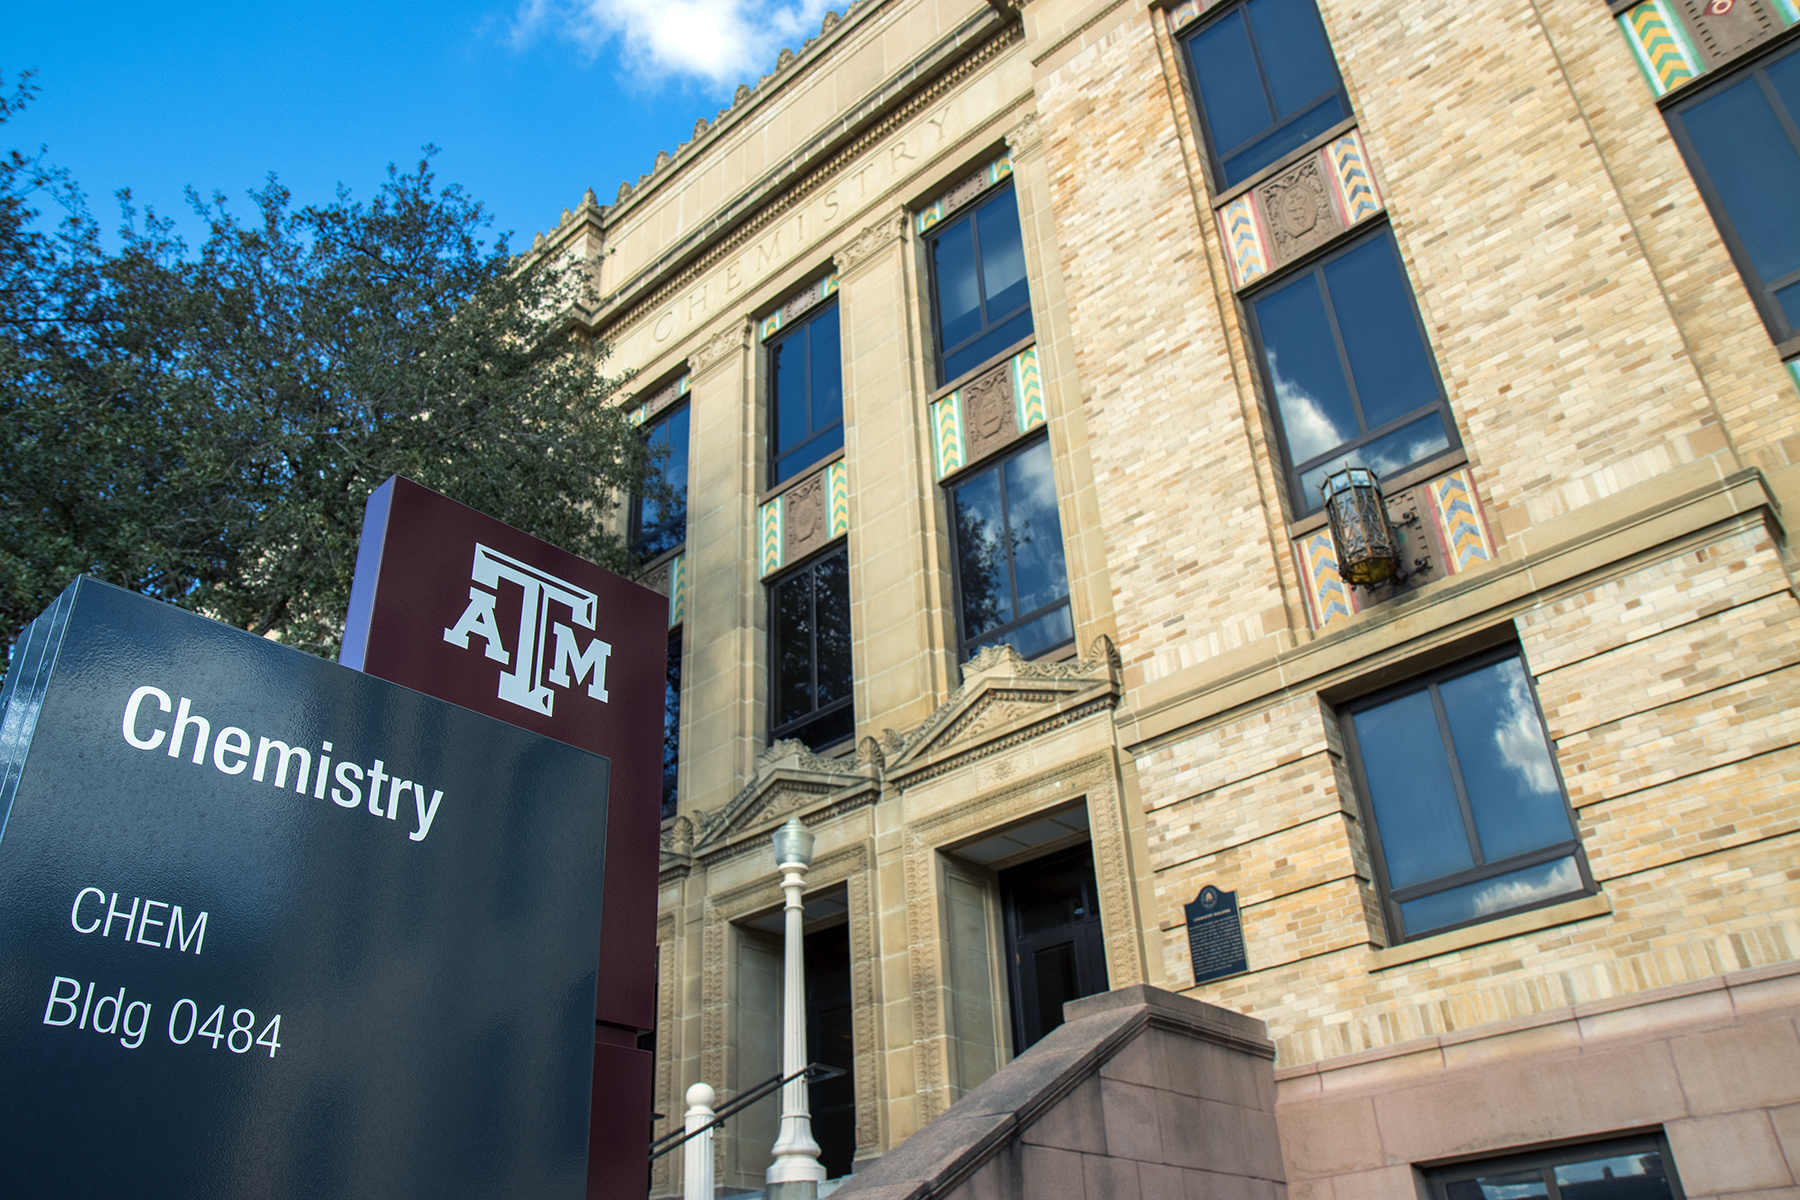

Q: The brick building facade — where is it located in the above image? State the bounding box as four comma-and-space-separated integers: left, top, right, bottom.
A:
531, 0, 1800, 1193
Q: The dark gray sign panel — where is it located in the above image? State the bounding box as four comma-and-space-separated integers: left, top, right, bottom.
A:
1185, 885, 1249, 985
0, 579, 609, 1199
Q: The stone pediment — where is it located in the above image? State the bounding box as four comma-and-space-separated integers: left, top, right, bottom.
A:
882, 636, 1120, 787
666, 738, 880, 863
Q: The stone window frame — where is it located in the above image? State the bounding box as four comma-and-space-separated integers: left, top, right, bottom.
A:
1424, 1132, 1687, 1200
661, 627, 683, 821
923, 180, 1036, 389
1175, 0, 1355, 193
1336, 641, 1597, 946
941, 432, 1076, 665
766, 541, 856, 753
1662, 33, 1800, 354
1239, 221, 1463, 519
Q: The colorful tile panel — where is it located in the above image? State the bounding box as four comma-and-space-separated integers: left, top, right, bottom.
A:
1327, 130, 1383, 226
933, 391, 966, 479
1620, 0, 1699, 96
1013, 346, 1045, 431
669, 552, 687, 628
760, 498, 784, 576
760, 273, 839, 342
1167, 0, 1202, 31
916, 153, 1016, 234
1218, 196, 1268, 289
1428, 469, 1494, 573
628, 372, 690, 426
827, 461, 849, 539
1297, 532, 1353, 630
1788, 360, 1800, 398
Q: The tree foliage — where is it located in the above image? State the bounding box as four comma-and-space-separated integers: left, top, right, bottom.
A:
1, 73, 646, 656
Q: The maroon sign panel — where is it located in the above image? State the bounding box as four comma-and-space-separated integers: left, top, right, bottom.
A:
340, 476, 662, 1200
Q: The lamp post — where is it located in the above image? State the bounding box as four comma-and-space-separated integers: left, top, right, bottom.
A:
766, 817, 825, 1199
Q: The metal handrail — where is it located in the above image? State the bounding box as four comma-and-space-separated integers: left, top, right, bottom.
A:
648, 1063, 846, 1161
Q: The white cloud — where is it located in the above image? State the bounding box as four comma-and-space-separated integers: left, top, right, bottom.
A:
1472, 856, 1580, 916
514, 0, 839, 88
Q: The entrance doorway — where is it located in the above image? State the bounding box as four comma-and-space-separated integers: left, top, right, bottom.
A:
999, 844, 1108, 1051
803, 922, 855, 1179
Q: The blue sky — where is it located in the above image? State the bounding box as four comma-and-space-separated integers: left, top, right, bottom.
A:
5, 0, 836, 252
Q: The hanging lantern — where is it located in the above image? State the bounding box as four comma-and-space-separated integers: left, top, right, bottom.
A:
1321, 467, 1402, 586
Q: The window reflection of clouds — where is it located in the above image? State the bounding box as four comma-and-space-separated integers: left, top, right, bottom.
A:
1268, 348, 1353, 464
1492, 662, 1558, 795
1472, 857, 1580, 917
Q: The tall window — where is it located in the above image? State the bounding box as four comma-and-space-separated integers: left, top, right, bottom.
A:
1427, 1135, 1684, 1200
1340, 645, 1594, 943
928, 186, 1034, 385
947, 437, 1073, 662
1181, 0, 1352, 188
769, 305, 844, 486
1666, 40, 1800, 344
1244, 227, 1457, 515
769, 545, 854, 752
662, 630, 681, 820
631, 403, 690, 560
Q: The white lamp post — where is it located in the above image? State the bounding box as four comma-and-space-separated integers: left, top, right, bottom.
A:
766, 816, 825, 1198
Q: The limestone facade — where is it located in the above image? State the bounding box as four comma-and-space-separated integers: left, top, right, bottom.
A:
532, 0, 1800, 1194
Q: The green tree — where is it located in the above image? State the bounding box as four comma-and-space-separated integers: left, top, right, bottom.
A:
1, 74, 647, 656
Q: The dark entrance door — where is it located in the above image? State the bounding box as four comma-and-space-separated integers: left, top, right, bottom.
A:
804, 922, 856, 1179
1000, 844, 1109, 1052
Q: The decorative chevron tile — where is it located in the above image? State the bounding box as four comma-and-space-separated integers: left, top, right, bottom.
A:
1620, 1, 1698, 97
1013, 346, 1045, 432
1778, 0, 1800, 24
1297, 532, 1353, 629
827, 461, 849, 539
916, 201, 944, 235
669, 552, 687, 629
760, 499, 784, 577
933, 392, 966, 480
629, 405, 647, 427
1168, 0, 1202, 31
1430, 469, 1495, 573
760, 311, 784, 341
820, 272, 839, 300
1218, 197, 1268, 289
1327, 130, 1383, 226
988, 154, 1014, 185
1788, 361, 1800, 398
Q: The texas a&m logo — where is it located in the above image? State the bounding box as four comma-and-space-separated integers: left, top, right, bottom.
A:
441, 543, 613, 717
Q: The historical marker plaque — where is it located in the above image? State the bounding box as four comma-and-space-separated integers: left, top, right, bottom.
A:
0, 578, 609, 1199
1185, 885, 1249, 984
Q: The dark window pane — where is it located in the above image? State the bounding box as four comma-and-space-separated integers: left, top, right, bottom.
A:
933, 218, 983, 353
978, 197, 1031, 323
1324, 236, 1440, 430
1295, 411, 1451, 503
952, 466, 1013, 639
772, 331, 810, 458
1779, 280, 1800, 331
1456, 1170, 1548, 1200
1351, 689, 1475, 889
967, 602, 1075, 662
1438, 657, 1573, 862
1555, 1152, 1673, 1200
809, 306, 844, 433
662, 633, 682, 820
1221, 97, 1350, 185
1681, 75, 1800, 289
1003, 440, 1069, 615
1254, 0, 1342, 117
943, 310, 1034, 383
792, 703, 855, 752
772, 569, 815, 725
1399, 855, 1583, 936
813, 550, 853, 707
635, 405, 690, 559
1189, 11, 1275, 160
1254, 272, 1359, 465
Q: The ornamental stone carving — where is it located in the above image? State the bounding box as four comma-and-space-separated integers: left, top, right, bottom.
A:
784, 471, 830, 559
837, 209, 908, 274
1004, 110, 1041, 156
962, 359, 1018, 464
690, 321, 748, 375
1259, 157, 1339, 266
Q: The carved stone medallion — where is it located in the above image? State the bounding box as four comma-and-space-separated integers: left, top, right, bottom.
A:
961, 361, 1018, 464
784, 471, 829, 559
1258, 157, 1340, 266
1676, 0, 1776, 67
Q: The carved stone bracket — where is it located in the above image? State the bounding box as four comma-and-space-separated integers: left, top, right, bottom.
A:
1004, 110, 1042, 158
836, 208, 909, 275
689, 320, 751, 377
